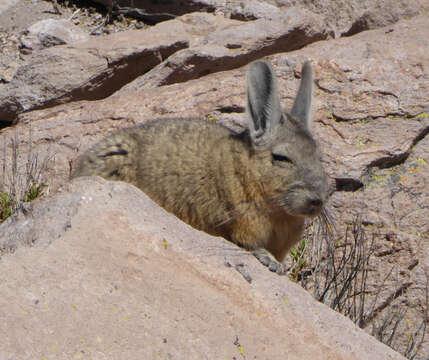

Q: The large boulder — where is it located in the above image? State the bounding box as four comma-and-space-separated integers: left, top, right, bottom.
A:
0, 177, 405, 359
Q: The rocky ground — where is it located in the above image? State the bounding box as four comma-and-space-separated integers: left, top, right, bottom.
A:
0, 0, 151, 87
1, 0, 429, 359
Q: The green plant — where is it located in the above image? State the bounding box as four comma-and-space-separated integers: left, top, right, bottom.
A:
288, 237, 308, 282
0, 192, 13, 223
22, 183, 45, 203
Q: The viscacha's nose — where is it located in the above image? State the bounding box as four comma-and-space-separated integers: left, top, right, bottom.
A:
306, 196, 323, 215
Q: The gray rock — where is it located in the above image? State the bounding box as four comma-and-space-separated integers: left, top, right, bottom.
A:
0, 23, 189, 123
20, 19, 90, 53
228, 1, 284, 20
0, 0, 18, 16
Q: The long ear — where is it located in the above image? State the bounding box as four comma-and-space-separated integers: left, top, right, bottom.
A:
246, 60, 282, 148
291, 61, 313, 129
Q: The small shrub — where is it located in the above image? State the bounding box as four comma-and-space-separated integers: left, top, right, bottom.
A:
291, 213, 428, 359
0, 127, 53, 224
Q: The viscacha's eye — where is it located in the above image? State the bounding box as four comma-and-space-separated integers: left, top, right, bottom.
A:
272, 153, 293, 163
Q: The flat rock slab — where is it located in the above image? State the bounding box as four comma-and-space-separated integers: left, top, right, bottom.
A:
0, 177, 405, 359
122, 7, 332, 90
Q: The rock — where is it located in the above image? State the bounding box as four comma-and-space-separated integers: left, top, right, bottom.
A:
122, 7, 332, 90
0, 2, 23, 85
98, 0, 429, 37
0, 60, 20, 84
0, 177, 406, 359
288, 0, 429, 37
20, 19, 90, 53
0, 0, 18, 15
0, 22, 189, 123
240, 0, 429, 37
0, 0, 60, 33
4, 0, 426, 123
0, 11, 330, 124
228, 1, 284, 20
0, 13, 238, 123
270, 17, 429, 182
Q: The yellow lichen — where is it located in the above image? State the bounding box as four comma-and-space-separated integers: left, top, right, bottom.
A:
415, 158, 427, 166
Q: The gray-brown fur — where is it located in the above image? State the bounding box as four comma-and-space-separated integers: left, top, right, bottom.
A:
73, 60, 328, 275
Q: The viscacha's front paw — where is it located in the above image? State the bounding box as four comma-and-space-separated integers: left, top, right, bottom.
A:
252, 248, 285, 275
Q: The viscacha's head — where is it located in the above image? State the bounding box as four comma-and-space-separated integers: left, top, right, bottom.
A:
246, 60, 328, 218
